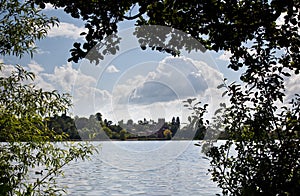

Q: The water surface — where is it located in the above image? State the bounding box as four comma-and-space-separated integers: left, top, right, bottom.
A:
59, 141, 220, 195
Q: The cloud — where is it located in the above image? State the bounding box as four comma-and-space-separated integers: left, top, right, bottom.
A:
0, 64, 16, 78
218, 51, 232, 61
47, 22, 86, 40
43, 62, 95, 92
42, 3, 60, 10
128, 81, 178, 104
43, 3, 66, 10
112, 74, 147, 105
72, 85, 112, 117
106, 65, 120, 73
284, 73, 300, 101
276, 12, 286, 27
111, 56, 224, 106
108, 56, 225, 124
28, 61, 45, 73
35, 48, 50, 55
1, 61, 45, 78
2, 59, 171, 120
41, 62, 112, 117
0, 61, 55, 91
110, 99, 189, 124
24, 61, 112, 117
26, 61, 54, 90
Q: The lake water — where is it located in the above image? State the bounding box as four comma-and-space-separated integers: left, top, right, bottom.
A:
58, 141, 221, 195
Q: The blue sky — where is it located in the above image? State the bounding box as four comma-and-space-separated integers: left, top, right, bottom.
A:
2, 4, 298, 124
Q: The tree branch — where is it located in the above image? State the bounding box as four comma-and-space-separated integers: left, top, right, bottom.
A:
122, 11, 144, 20
122, 4, 146, 20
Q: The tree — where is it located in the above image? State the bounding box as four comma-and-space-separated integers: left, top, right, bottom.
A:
171, 117, 176, 125
170, 117, 179, 137
95, 112, 103, 125
127, 119, 133, 126
0, 1, 96, 195
119, 129, 127, 141
30, 0, 300, 194
163, 129, 172, 140
176, 117, 180, 126
103, 126, 113, 139
0, 65, 96, 195
47, 114, 81, 140
0, 0, 58, 57
32, 0, 299, 70
74, 116, 89, 130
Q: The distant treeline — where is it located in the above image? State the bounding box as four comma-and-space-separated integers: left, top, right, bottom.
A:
44, 113, 230, 141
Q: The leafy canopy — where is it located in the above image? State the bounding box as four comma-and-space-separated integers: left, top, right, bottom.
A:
0, 0, 58, 57
0, 1, 96, 195
0, 63, 97, 195
33, 0, 299, 78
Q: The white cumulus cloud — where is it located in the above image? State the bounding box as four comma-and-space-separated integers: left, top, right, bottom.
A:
28, 61, 45, 73
284, 73, 300, 101
27, 61, 54, 91
108, 56, 225, 123
24, 61, 113, 117
0, 64, 17, 78
47, 22, 86, 40
106, 65, 120, 73
218, 51, 233, 62
43, 62, 95, 93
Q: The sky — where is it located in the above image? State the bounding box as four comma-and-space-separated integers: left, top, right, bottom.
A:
1, 4, 299, 125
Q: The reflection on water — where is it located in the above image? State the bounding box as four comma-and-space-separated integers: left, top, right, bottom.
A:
58, 141, 220, 195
